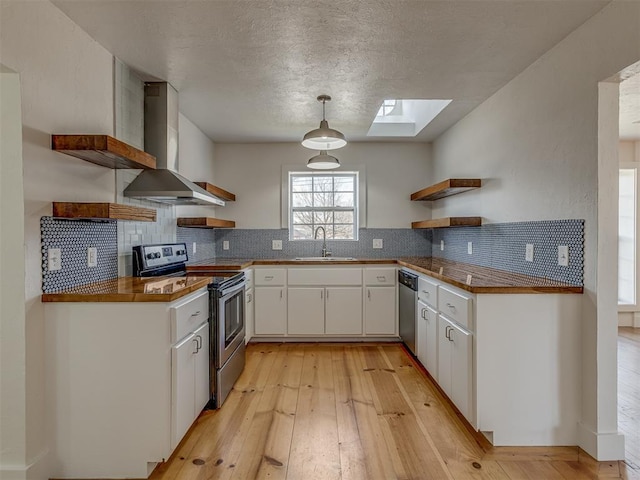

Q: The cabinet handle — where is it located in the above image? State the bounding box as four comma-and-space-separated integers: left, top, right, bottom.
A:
280, 289, 283, 299
196, 334, 202, 350
326, 290, 329, 299
377, 275, 386, 281
265, 275, 274, 281
192, 337, 199, 354
191, 310, 201, 317
446, 303, 456, 311
422, 290, 429, 296
321, 290, 323, 300
367, 289, 371, 300
421, 308, 427, 320
449, 328, 455, 342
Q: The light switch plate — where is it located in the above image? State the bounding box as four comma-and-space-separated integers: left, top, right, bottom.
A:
272, 240, 283, 250
558, 246, 569, 266
192, 242, 197, 254
87, 247, 97, 267
525, 244, 534, 262
373, 239, 383, 249
440, 240, 444, 251
223, 240, 230, 250
48, 248, 61, 271
467, 242, 473, 254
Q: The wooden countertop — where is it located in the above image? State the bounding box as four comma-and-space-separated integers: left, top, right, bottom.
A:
42, 257, 582, 302
41, 275, 212, 302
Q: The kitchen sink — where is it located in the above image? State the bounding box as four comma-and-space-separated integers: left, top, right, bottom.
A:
293, 257, 357, 261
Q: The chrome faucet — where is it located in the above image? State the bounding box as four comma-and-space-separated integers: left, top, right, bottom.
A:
314, 226, 331, 257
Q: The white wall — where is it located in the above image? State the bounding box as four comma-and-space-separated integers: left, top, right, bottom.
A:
214, 142, 432, 229
0, 1, 115, 477
431, 1, 640, 460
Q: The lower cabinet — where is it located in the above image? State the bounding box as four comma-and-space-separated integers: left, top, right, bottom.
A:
364, 286, 396, 335
288, 287, 325, 335
437, 315, 472, 420
171, 321, 210, 450
254, 286, 287, 335
288, 287, 363, 335
325, 287, 363, 335
417, 299, 438, 379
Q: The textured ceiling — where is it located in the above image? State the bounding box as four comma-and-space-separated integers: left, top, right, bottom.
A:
52, 0, 612, 143
620, 72, 640, 141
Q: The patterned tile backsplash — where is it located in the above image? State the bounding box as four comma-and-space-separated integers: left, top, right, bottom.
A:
431, 219, 584, 286
177, 227, 216, 262
41, 217, 118, 293
212, 228, 433, 259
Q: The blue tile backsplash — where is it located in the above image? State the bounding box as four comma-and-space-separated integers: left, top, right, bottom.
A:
212, 228, 433, 259
41, 217, 118, 293
177, 226, 216, 262
431, 219, 584, 286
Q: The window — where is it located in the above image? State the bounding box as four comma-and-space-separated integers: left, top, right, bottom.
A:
619, 167, 637, 305
289, 172, 358, 240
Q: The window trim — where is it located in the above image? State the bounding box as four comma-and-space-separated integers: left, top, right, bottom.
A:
281, 164, 367, 233
619, 162, 640, 311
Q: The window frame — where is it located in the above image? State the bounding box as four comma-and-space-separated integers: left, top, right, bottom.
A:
619, 162, 640, 310
288, 171, 359, 241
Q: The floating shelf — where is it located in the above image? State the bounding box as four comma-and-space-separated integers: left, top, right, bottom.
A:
51, 135, 156, 170
177, 217, 236, 229
194, 182, 236, 202
411, 178, 481, 201
411, 217, 482, 229
52, 202, 156, 222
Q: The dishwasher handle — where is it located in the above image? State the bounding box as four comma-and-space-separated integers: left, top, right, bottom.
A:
398, 271, 418, 291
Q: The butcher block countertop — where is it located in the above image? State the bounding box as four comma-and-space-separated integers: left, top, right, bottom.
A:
41, 275, 212, 302
42, 256, 582, 302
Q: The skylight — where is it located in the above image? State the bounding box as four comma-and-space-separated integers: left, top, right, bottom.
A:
367, 99, 452, 137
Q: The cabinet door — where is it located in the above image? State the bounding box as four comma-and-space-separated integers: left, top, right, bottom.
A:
193, 322, 210, 414
364, 287, 396, 335
325, 287, 362, 335
288, 287, 325, 335
417, 299, 428, 365
449, 321, 473, 420
437, 316, 452, 398
171, 333, 197, 450
254, 287, 287, 335
245, 288, 254, 342
424, 306, 439, 380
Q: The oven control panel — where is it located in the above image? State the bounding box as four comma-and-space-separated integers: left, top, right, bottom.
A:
133, 243, 188, 272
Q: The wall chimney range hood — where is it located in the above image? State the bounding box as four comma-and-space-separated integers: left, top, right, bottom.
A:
124, 82, 225, 206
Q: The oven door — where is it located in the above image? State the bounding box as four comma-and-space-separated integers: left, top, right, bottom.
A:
216, 281, 245, 368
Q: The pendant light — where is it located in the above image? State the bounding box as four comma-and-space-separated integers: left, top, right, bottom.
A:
302, 95, 347, 150
307, 151, 340, 170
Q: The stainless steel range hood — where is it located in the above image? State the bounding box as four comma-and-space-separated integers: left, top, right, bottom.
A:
123, 82, 225, 206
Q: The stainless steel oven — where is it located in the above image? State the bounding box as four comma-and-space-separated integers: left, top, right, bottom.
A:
210, 274, 246, 407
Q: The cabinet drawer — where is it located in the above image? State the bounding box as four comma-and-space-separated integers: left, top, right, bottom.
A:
438, 286, 472, 330
288, 268, 362, 286
418, 276, 438, 307
254, 268, 286, 286
171, 289, 209, 343
364, 267, 396, 286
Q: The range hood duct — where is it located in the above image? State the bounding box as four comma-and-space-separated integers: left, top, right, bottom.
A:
123, 82, 225, 206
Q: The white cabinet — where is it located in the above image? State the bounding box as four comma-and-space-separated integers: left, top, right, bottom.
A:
254, 287, 287, 335
171, 321, 209, 450
245, 287, 254, 342
438, 315, 472, 421
288, 287, 325, 335
325, 287, 363, 335
364, 286, 396, 335
417, 299, 438, 379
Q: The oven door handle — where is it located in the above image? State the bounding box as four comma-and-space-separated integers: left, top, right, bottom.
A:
218, 281, 246, 298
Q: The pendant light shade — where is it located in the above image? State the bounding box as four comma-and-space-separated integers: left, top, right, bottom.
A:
307, 151, 340, 170
302, 95, 347, 150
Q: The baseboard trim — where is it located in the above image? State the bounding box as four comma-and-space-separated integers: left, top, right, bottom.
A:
577, 422, 625, 460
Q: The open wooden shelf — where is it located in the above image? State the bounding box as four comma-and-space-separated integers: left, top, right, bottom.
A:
52, 202, 156, 222
177, 217, 236, 229
411, 178, 481, 201
411, 217, 482, 229
52, 135, 156, 170
194, 182, 236, 202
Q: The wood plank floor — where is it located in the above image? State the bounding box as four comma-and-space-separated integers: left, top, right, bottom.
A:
619, 327, 640, 476
150, 342, 640, 480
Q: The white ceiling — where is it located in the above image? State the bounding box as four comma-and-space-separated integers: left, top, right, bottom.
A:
52, 0, 612, 144
620, 72, 640, 141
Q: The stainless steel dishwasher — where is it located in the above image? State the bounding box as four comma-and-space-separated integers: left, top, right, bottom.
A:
398, 270, 418, 355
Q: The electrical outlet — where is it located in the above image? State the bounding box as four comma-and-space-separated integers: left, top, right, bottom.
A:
272, 240, 283, 250
192, 242, 197, 254
467, 242, 473, 254
558, 246, 569, 266
87, 247, 97, 267
223, 240, 230, 250
48, 248, 62, 271
440, 240, 444, 251
525, 244, 534, 262
373, 239, 383, 249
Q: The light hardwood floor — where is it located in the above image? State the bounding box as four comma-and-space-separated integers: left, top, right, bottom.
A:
619, 327, 640, 475
151, 342, 640, 480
